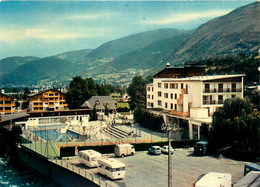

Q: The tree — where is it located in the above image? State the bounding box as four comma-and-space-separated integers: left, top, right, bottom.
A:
66, 76, 88, 109
212, 97, 260, 152
127, 76, 147, 110
66, 76, 115, 109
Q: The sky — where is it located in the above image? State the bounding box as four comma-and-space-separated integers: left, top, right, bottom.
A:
0, 1, 255, 59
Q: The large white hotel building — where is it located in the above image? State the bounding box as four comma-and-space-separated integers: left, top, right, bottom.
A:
146, 64, 244, 140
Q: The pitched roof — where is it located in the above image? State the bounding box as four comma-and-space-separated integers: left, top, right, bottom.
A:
28, 88, 65, 97
81, 96, 117, 110
0, 93, 15, 99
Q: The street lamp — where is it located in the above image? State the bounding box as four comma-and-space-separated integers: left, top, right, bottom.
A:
161, 123, 177, 187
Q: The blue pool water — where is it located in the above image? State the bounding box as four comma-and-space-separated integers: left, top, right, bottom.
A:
33, 129, 80, 141
37, 124, 66, 129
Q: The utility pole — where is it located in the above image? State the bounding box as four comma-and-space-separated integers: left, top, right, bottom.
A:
162, 123, 177, 187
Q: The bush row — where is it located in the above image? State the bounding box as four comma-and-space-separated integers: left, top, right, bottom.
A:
60, 140, 198, 158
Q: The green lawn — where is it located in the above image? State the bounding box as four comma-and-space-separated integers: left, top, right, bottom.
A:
117, 102, 130, 109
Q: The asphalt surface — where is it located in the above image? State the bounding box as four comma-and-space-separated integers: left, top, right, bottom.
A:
68, 148, 248, 187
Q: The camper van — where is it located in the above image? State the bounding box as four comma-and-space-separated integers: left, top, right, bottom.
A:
114, 144, 135, 157
98, 158, 126, 180
78, 150, 102, 168
195, 172, 232, 187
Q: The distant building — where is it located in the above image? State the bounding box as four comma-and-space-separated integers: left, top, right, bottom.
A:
0, 93, 16, 114
122, 93, 131, 102
28, 89, 68, 112
110, 93, 122, 102
146, 64, 244, 140
81, 96, 117, 111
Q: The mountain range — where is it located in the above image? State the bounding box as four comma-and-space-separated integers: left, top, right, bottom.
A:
0, 2, 259, 88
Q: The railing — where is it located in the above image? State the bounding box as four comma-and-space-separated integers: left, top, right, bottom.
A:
50, 158, 119, 187
0, 109, 15, 113
171, 110, 189, 117
203, 88, 242, 93
0, 104, 15, 107
203, 100, 224, 105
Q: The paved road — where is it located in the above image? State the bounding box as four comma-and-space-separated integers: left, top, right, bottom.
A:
68, 149, 248, 187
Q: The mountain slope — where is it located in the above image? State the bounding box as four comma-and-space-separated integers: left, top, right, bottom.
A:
85, 29, 186, 61
167, 1, 260, 64
53, 49, 93, 63
0, 56, 39, 77
105, 32, 192, 71
1, 57, 75, 86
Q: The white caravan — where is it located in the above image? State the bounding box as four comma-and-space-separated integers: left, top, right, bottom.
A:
114, 144, 135, 157
78, 150, 102, 168
195, 172, 232, 187
98, 158, 126, 179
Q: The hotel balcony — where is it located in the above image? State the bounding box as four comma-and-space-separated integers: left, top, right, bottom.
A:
203, 100, 224, 105
0, 109, 15, 114
31, 105, 43, 108
203, 88, 242, 93
0, 103, 15, 107
171, 110, 190, 117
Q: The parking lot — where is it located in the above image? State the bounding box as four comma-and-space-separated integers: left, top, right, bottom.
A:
67, 148, 248, 187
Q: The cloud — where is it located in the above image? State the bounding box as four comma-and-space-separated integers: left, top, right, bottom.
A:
59, 12, 118, 21
142, 10, 231, 25
0, 26, 111, 42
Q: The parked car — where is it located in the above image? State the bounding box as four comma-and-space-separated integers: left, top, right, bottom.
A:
161, 146, 174, 155
148, 146, 161, 155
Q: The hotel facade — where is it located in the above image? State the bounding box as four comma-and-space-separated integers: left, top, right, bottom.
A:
146, 64, 244, 140
28, 89, 68, 112
0, 93, 16, 114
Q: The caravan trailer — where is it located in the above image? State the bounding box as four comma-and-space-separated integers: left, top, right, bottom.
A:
78, 150, 102, 168
195, 172, 232, 187
98, 158, 126, 179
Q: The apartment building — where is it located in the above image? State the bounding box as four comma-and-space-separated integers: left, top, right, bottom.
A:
146, 64, 244, 140
28, 89, 68, 112
0, 93, 16, 114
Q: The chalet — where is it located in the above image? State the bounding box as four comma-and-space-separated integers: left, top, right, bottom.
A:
28, 89, 68, 112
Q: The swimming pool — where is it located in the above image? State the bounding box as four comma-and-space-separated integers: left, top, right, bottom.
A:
37, 124, 66, 129
32, 129, 80, 141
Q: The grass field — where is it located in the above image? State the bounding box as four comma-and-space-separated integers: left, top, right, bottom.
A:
117, 102, 129, 109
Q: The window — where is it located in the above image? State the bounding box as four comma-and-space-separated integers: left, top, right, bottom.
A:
232, 95, 236, 98
148, 87, 150, 91
152, 95, 154, 99
158, 83, 161, 88
218, 95, 223, 104
176, 84, 178, 89
205, 84, 210, 93
164, 93, 168, 98
181, 83, 183, 89
170, 93, 173, 99
165, 103, 168, 108
158, 92, 161, 97
175, 104, 177, 110
164, 83, 168, 89
170, 83, 174, 89
152, 87, 154, 92
175, 94, 177, 99
148, 95, 150, 99
158, 100, 162, 106
171, 103, 173, 109
218, 83, 223, 92
232, 83, 236, 92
